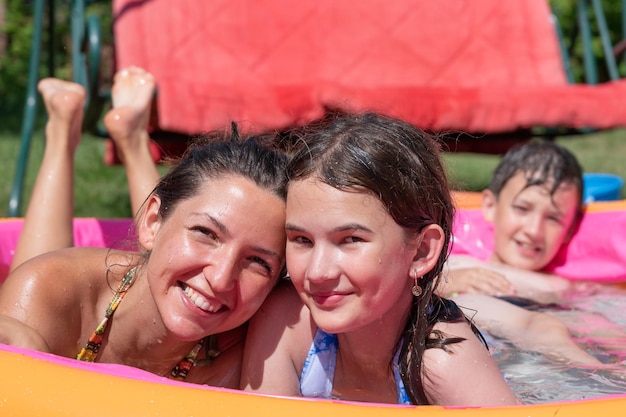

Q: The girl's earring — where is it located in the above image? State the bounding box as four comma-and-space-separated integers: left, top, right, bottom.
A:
411, 270, 422, 297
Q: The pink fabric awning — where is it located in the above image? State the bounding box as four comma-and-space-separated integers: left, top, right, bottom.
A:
113, 0, 626, 135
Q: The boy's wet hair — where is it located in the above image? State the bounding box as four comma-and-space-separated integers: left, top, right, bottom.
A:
488, 140, 584, 215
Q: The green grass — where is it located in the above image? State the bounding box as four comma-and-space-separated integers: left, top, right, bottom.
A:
1, 128, 625, 218
0, 131, 133, 218
444, 130, 626, 193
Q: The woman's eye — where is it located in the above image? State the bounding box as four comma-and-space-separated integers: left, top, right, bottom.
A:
192, 226, 218, 241
512, 205, 529, 214
547, 215, 563, 224
250, 256, 272, 274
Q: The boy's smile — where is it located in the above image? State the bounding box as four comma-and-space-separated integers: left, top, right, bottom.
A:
482, 171, 580, 271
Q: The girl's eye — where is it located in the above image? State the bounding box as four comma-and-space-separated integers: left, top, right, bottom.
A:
289, 235, 312, 245
343, 236, 364, 244
512, 205, 529, 214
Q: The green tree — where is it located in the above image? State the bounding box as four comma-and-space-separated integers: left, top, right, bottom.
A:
0, 0, 112, 132
551, 0, 625, 83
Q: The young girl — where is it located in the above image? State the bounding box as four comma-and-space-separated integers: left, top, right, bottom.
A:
0, 68, 288, 388
241, 111, 519, 406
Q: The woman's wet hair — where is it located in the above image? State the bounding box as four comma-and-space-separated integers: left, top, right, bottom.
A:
154, 124, 288, 221
284, 110, 461, 404
125, 125, 288, 279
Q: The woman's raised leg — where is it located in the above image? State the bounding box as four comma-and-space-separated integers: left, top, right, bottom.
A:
10, 79, 86, 272
104, 66, 160, 216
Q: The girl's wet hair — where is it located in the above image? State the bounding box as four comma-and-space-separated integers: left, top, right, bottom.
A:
285, 110, 459, 404
488, 140, 584, 216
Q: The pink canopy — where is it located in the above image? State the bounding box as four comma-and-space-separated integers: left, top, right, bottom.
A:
112, 0, 626, 136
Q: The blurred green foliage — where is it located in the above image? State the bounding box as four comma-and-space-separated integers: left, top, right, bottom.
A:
551, 0, 625, 83
0, 0, 112, 132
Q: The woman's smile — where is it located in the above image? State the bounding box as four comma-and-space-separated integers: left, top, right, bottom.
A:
179, 281, 226, 314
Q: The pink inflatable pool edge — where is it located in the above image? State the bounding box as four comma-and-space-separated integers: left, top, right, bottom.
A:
0, 217, 134, 283
3, 203, 626, 283
1, 340, 626, 417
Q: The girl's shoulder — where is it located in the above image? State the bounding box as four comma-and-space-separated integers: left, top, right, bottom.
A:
425, 318, 519, 406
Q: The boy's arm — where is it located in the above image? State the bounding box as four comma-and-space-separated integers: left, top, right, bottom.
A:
476, 262, 571, 304
444, 255, 571, 304
440, 255, 515, 297
454, 294, 602, 366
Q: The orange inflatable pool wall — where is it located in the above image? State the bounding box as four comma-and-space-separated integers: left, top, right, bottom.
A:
1, 196, 626, 415
1, 342, 626, 417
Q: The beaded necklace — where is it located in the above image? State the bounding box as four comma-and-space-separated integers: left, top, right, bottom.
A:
76, 267, 209, 381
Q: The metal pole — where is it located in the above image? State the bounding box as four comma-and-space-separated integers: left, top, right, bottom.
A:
8, 0, 46, 217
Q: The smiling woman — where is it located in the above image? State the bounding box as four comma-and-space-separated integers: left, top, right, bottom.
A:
0, 102, 288, 387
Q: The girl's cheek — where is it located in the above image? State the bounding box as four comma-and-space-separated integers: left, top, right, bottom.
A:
286, 263, 305, 285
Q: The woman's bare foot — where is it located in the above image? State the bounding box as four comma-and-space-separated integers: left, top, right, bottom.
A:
37, 78, 86, 154
104, 66, 156, 162
10, 79, 85, 272
104, 66, 160, 215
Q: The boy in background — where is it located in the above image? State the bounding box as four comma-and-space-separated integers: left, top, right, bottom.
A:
440, 141, 621, 366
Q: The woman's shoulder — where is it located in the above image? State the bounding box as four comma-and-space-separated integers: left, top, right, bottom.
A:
242, 281, 315, 390
2, 247, 133, 298
189, 327, 247, 388
248, 280, 314, 353
0, 248, 118, 355
258, 280, 307, 319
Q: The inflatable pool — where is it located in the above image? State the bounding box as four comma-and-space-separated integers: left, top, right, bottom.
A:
451, 192, 626, 282
1, 194, 626, 415
0, 341, 625, 417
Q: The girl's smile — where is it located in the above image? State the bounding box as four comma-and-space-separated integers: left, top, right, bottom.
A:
285, 178, 416, 334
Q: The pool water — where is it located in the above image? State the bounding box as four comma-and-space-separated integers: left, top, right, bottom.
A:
488, 283, 626, 404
